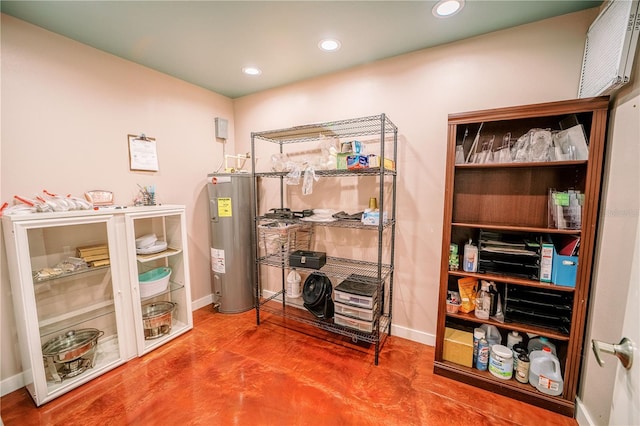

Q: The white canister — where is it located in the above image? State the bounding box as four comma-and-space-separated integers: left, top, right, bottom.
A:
489, 344, 513, 380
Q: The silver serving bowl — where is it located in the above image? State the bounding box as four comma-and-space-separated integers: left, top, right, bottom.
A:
142, 301, 176, 339
42, 328, 103, 383
42, 328, 104, 363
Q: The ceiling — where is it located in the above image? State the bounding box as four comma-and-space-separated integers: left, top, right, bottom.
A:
1, 1, 602, 99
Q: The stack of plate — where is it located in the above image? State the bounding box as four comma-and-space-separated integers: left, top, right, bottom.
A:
135, 233, 168, 255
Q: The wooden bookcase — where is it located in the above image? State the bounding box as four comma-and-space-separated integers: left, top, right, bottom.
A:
434, 97, 609, 416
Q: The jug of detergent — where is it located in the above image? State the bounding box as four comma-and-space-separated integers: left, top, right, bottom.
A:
529, 348, 563, 396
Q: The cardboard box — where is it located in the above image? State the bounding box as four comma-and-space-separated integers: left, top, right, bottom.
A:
336, 153, 349, 170
540, 242, 554, 283
346, 154, 368, 169
367, 155, 396, 171
552, 253, 578, 287
361, 210, 388, 226
443, 327, 473, 367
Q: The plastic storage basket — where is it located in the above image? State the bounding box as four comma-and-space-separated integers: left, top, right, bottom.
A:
138, 267, 172, 298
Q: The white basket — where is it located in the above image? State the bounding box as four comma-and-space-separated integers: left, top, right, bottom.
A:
139, 267, 171, 298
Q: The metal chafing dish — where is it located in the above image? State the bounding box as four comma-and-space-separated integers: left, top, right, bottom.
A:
142, 301, 176, 339
41, 328, 103, 383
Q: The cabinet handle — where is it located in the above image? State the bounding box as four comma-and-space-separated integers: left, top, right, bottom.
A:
591, 337, 634, 370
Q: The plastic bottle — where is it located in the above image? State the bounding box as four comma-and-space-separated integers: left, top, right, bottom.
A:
529, 349, 563, 396
286, 270, 302, 298
476, 336, 489, 371
474, 281, 491, 320
473, 328, 486, 365
479, 324, 502, 347
515, 352, 530, 384
463, 239, 478, 272
529, 346, 555, 363
507, 331, 523, 349
512, 342, 528, 373
527, 336, 557, 356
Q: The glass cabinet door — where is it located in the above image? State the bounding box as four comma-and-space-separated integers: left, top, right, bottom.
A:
124, 207, 193, 356
3, 214, 128, 406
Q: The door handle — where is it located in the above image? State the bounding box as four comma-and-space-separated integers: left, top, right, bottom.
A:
592, 337, 634, 370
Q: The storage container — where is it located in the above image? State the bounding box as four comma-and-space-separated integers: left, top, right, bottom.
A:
489, 344, 513, 380
334, 301, 378, 321
552, 254, 578, 287
334, 313, 374, 333
334, 277, 377, 309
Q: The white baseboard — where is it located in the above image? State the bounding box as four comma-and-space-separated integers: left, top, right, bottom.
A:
391, 323, 435, 346
191, 293, 214, 311
575, 397, 596, 426
1, 371, 24, 398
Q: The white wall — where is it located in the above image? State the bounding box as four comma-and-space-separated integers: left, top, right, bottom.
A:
577, 42, 640, 426
1, 14, 233, 383
234, 9, 599, 341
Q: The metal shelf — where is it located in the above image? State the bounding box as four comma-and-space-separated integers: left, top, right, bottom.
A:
260, 299, 391, 345
258, 254, 392, 283
256, 167, 396, 178
258, 216, 395, 230
252, 114, 397, 144
252, 113, 397, 365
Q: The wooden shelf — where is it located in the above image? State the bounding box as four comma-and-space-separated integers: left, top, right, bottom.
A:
445, 310, 570, 341
136, 247, 182, 263
448, 270, 575, 292
435, 96, 609, 417
454, 159, 587, 169
452, 222, 581, 235
433, 360, 574, 417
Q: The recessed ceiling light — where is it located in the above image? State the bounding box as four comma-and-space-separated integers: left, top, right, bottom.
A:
242, 67, 262, 76
318, 39, 341, 52
432, 0, 464, 18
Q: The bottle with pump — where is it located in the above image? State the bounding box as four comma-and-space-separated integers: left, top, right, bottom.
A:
474, 281, 491, 320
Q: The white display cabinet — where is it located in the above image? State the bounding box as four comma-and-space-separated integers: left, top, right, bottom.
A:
124, 206, 193, 355
2, 213, 130, 406
2, 205, 194, 405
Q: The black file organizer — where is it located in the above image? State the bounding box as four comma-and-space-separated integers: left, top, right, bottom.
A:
478, 230, 541, 279
504, 286, 573, 335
